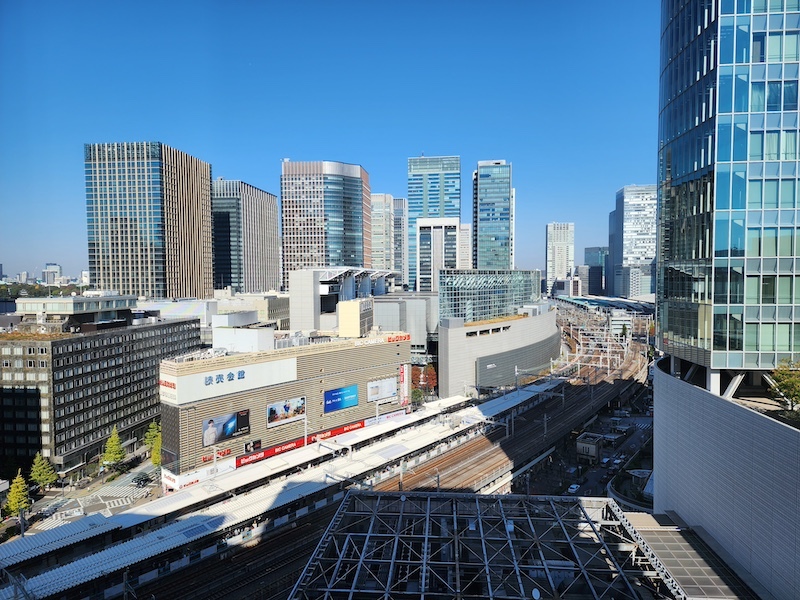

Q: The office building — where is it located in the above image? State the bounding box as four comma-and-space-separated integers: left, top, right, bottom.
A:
211, 178, 280, 293
280, 160, 371, 289
607, 185, 657, 298
472, 160, 514, 270
655, 3, 800, 598
545, 222, 574, 295
584, 246, 608, 294
370, 193, 395, 271
42, 263, 61, 285
575, 264, 590, 297
0, 293, 200, 479
458, 223, 472, 269
85, 142, 213, 300
416, 218, 460, 293
438, 269, 541, 322
407, 156, 461, 291
392, 197, 408, 288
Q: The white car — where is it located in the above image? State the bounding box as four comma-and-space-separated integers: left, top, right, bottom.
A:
567, 484, 581, 494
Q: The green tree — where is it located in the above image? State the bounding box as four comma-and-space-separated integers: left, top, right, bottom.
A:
771, 359, 800, 411
29, 452, 57, 491
103, 425, 126, 470
151, 432, 162, 467
143, 421, 161, 455
5, 469, 31, 517
621, 324, 628, 338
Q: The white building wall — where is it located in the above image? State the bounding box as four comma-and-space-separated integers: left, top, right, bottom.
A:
653, 365, 800, 600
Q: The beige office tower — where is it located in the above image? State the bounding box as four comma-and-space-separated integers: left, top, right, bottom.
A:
370, 193, 395, 271
85, 142, 213, 299
280, 160, 371, 289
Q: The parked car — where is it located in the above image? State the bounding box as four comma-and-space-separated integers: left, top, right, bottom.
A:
567, 484, 581, 494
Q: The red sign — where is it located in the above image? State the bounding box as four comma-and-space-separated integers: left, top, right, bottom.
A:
234, 420, 366, 468
159, 379, 176, 389
387, 334, 411, 342
201, 447, 232, 462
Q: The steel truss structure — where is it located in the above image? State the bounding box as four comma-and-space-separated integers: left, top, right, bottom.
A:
290, 491, 673, 599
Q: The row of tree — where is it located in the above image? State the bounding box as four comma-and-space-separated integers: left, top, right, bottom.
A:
2, 421, 162, 519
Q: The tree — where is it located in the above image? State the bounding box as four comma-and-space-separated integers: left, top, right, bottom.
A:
29, 452, 57, 491
5, 469, 31, 517
103, 425, 126, 470
151, 431, 162, 467
771, 359, 800, 411
143, 421, 161, 455
621, 324, 628, 338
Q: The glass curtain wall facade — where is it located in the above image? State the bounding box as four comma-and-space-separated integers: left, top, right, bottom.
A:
393, 197, 408, 287
438, 269, 541, 322
659, 0, 800, 375
212, 179, 280, 293
281, 161, 371, 289
407, 156, 461, 291
609, 185, 657, 298
472, 160, 515, 270
85, 142, 213, 300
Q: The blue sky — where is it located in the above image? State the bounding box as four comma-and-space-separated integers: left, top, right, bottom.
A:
0, 1, 661, 279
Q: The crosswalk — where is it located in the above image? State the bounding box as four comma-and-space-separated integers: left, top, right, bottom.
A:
100, 484, 150, 499
105, 497, 133, 510
637, 422, 653, 431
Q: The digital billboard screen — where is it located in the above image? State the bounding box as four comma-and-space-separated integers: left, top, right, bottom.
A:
267, 396, 306, 427
367, 377, 398, 402
202, 410, 250, 447
323, 385, 359, 413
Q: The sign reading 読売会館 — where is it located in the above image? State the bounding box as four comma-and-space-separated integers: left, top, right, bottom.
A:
159, 357, 297, 405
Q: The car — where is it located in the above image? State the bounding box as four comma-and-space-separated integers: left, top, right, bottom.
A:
132, 473, 151, 487
567, 484, 581, 494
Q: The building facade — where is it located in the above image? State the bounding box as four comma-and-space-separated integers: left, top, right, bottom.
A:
472, 160, 514, 270
655, 2, 800, 598
0, 295, 201, 478
211, 178, 281, 294
280, 160, 371, 289
370, 193, 395, 271
438, 269, 541, 322
607, 185, 657, 298
392, 197, 409, 288
584, 246, 608, 295
85, 142, 213, 299
416, 218, 460, 293
42, 263, 62, 285
407, 156, 461, 291
158, 333, 411, 489
545, 222, 574, 295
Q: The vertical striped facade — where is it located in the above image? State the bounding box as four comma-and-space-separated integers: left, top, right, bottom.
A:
85, 142, 213, 299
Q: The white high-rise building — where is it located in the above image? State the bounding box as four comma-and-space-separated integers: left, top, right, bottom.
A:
545, 222, 574, 295
607, 184, 657, 298
458, 223, 472, 269
416, 217, 460, 293
370, 194, 395, 271
393, 197, 408, 287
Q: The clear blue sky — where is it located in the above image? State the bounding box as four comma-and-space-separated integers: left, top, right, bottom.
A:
0, 1, 661, 279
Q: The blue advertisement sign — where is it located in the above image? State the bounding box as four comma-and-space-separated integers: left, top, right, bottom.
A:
324, 385, 359, 413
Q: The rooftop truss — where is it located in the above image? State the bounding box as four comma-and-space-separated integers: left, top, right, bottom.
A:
290, 492, 671, 600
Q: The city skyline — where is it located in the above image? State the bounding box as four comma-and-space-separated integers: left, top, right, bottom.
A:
0, 2, 660, 278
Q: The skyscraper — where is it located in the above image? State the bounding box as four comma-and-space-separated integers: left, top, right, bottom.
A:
370, 193, 395, 271
85, 142, 213, 299
281, 160, 371, 289
472, 160, 514, 270
393, 197, 408, 287
655, 3, 800, 597
545, 222, 574, 295
416, 218, 460, 293
584, 246, 608, 295
212, 178, 281, 293
407, 156, 461, 290
42, 263, 62, 285
607, 184, 657, 298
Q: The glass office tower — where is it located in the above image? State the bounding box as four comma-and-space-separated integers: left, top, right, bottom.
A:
407, 156, 461, 291
281, 160, 371, 289
85, 142, 213, 299
472, 160, 514, 270
658, 0, 800, 382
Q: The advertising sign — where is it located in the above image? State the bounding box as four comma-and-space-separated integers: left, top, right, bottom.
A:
323, 385, 359, 413
267, 396, 306, 427
202, 410, 250, 447
367, 377, 398, 402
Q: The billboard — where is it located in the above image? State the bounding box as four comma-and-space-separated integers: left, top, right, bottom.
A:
324, 385, 359, 413
267, 396, 306, 427
202, 410, 250, 447
367, 377, 398, 402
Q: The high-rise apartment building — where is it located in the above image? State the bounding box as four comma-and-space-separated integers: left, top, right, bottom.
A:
281, 160, 371, 289
370, 193, 395, 271
655, 3, 800, 598
607, 185, 657, 298
85, 142, 213, 299
212, 178, 280, 293
472, 160, 514, 270
545, 222, 574, 295
393, 197, 408, 287
407, 156, 461, 291
416, 218, 460, 293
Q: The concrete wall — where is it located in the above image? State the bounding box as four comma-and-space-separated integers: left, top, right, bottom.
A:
439, 310, 560, 398
653, 364, 800, 600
